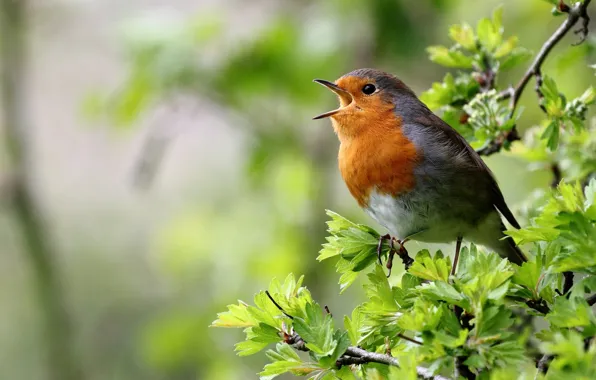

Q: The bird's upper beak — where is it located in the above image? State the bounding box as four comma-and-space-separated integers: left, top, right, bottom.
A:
312, 79, 353, 120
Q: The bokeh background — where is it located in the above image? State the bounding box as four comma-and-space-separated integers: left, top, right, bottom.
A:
1, 0, 594, 379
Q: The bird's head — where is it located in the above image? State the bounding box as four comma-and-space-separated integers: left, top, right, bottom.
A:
313, 68, 417, 140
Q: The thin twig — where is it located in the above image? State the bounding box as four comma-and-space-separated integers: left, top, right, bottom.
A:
342, 346, 451, 380
397, 333, 423, 346
484, 0, 592, 156
506, 0, 591, 114
266, 292, 449, 379
265, 291, 294, 319
526, 299, 551, 314
562, 271, 574, 295
0, 1, 82, 379
551, 163, 562, 188
535, 354, 553, 379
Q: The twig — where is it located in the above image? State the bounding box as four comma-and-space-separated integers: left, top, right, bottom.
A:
562, 271, 574, 295
265, 291, 294, 319
534, 70, 547, 114
526, 299, 551, 314
341, 346, 451, 380
550, 163, 562, 188
505, 0, 591, 114
0, 1, 82, 380
535, 354, 553, 379
266, 292, 450, 379
484, 0, 592, 156
476, 129, 520, 156
397, 333, 423, 345
452, 305, 474, 379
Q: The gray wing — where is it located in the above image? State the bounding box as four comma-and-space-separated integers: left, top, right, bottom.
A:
412, 112, 521, 229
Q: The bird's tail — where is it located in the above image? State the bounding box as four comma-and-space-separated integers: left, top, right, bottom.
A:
493, 234, 527, 265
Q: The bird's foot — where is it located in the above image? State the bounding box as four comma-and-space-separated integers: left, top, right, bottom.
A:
396, 239, 414, 271
386, 238, 413, 277
376, 234, 391, 265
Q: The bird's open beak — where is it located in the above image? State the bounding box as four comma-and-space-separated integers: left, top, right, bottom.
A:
312, 79, 353, 120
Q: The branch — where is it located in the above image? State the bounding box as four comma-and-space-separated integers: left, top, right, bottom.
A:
550, 163, 562, 188
535, 354, 554, 379
481, 0, 592, 156
562, 271, 574, 295
283, 331, 450, 379
340, 347, 451, 380
506, 0, 591, 114
267, 293, 449, 379
0, 1, 81, 379
525, 299, 551, 314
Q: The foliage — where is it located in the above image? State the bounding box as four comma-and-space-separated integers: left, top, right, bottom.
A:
214, 187, 596, 378
212, 3, 596, 379
420, 6, 533, 150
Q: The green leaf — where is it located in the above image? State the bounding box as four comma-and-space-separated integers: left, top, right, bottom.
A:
212, 300, 257, 328
541, 331, 596, 378
318, 211, 388, 291
499, 47, 532, 70
408, 250, 451, 282
292, 304, 337, 357
541, 120, 560, 150
418, 281, 465, 305
494, 36, 518, 58
512, 252, 545, 299
476, 15, 501, 52
261, 343, 318, 380
427, 46, 474, 68
344, 308, 363, 346
449, 23, 476, 50
546, 295, 595, 328
579, 86, 595, 105
397, 299, 443, 332
473, 305, 514, 339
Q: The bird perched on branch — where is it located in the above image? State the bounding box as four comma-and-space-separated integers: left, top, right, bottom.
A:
313, 68, 526, 273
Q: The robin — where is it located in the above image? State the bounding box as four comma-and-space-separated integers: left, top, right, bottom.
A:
313, 68, 527, 273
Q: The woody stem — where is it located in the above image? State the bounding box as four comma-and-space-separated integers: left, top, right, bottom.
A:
451, 236, 463, 277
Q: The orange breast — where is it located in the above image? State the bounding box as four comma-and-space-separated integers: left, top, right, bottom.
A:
338, 114, 419, 207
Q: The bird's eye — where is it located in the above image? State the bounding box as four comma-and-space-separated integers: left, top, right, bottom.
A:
362, 84, 376, 95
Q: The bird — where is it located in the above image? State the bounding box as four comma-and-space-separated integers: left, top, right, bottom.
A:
312, 68, 527, 273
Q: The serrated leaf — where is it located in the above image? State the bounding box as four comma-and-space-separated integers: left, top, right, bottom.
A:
494, 36, 518, 58
408, 250, 451, 282
417, 281, 465, 305
427, 46, 474, 68
260, 343, 318, 380
473, 305, 513, 339
512, 254, 544, 298
344, 308, 363, 346
476, 16, 501, 52
541, 120, 560, 150
579, 86, 595, 105
499, 47, 532, 70
547, 295, 595, 328
449, 23, 476, 50
212, 301, 256, 328
292, 304, 337, 357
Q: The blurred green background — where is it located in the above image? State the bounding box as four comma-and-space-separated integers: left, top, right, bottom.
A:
0, 0, 594, 379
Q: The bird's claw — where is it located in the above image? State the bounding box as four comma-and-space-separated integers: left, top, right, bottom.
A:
377, 235, 413, 277
377, 234, 391, 266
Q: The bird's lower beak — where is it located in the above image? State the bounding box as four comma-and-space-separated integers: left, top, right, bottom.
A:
312, 79, 353, 120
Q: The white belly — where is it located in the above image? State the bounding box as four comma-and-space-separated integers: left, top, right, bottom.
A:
364, 189, 467, 243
